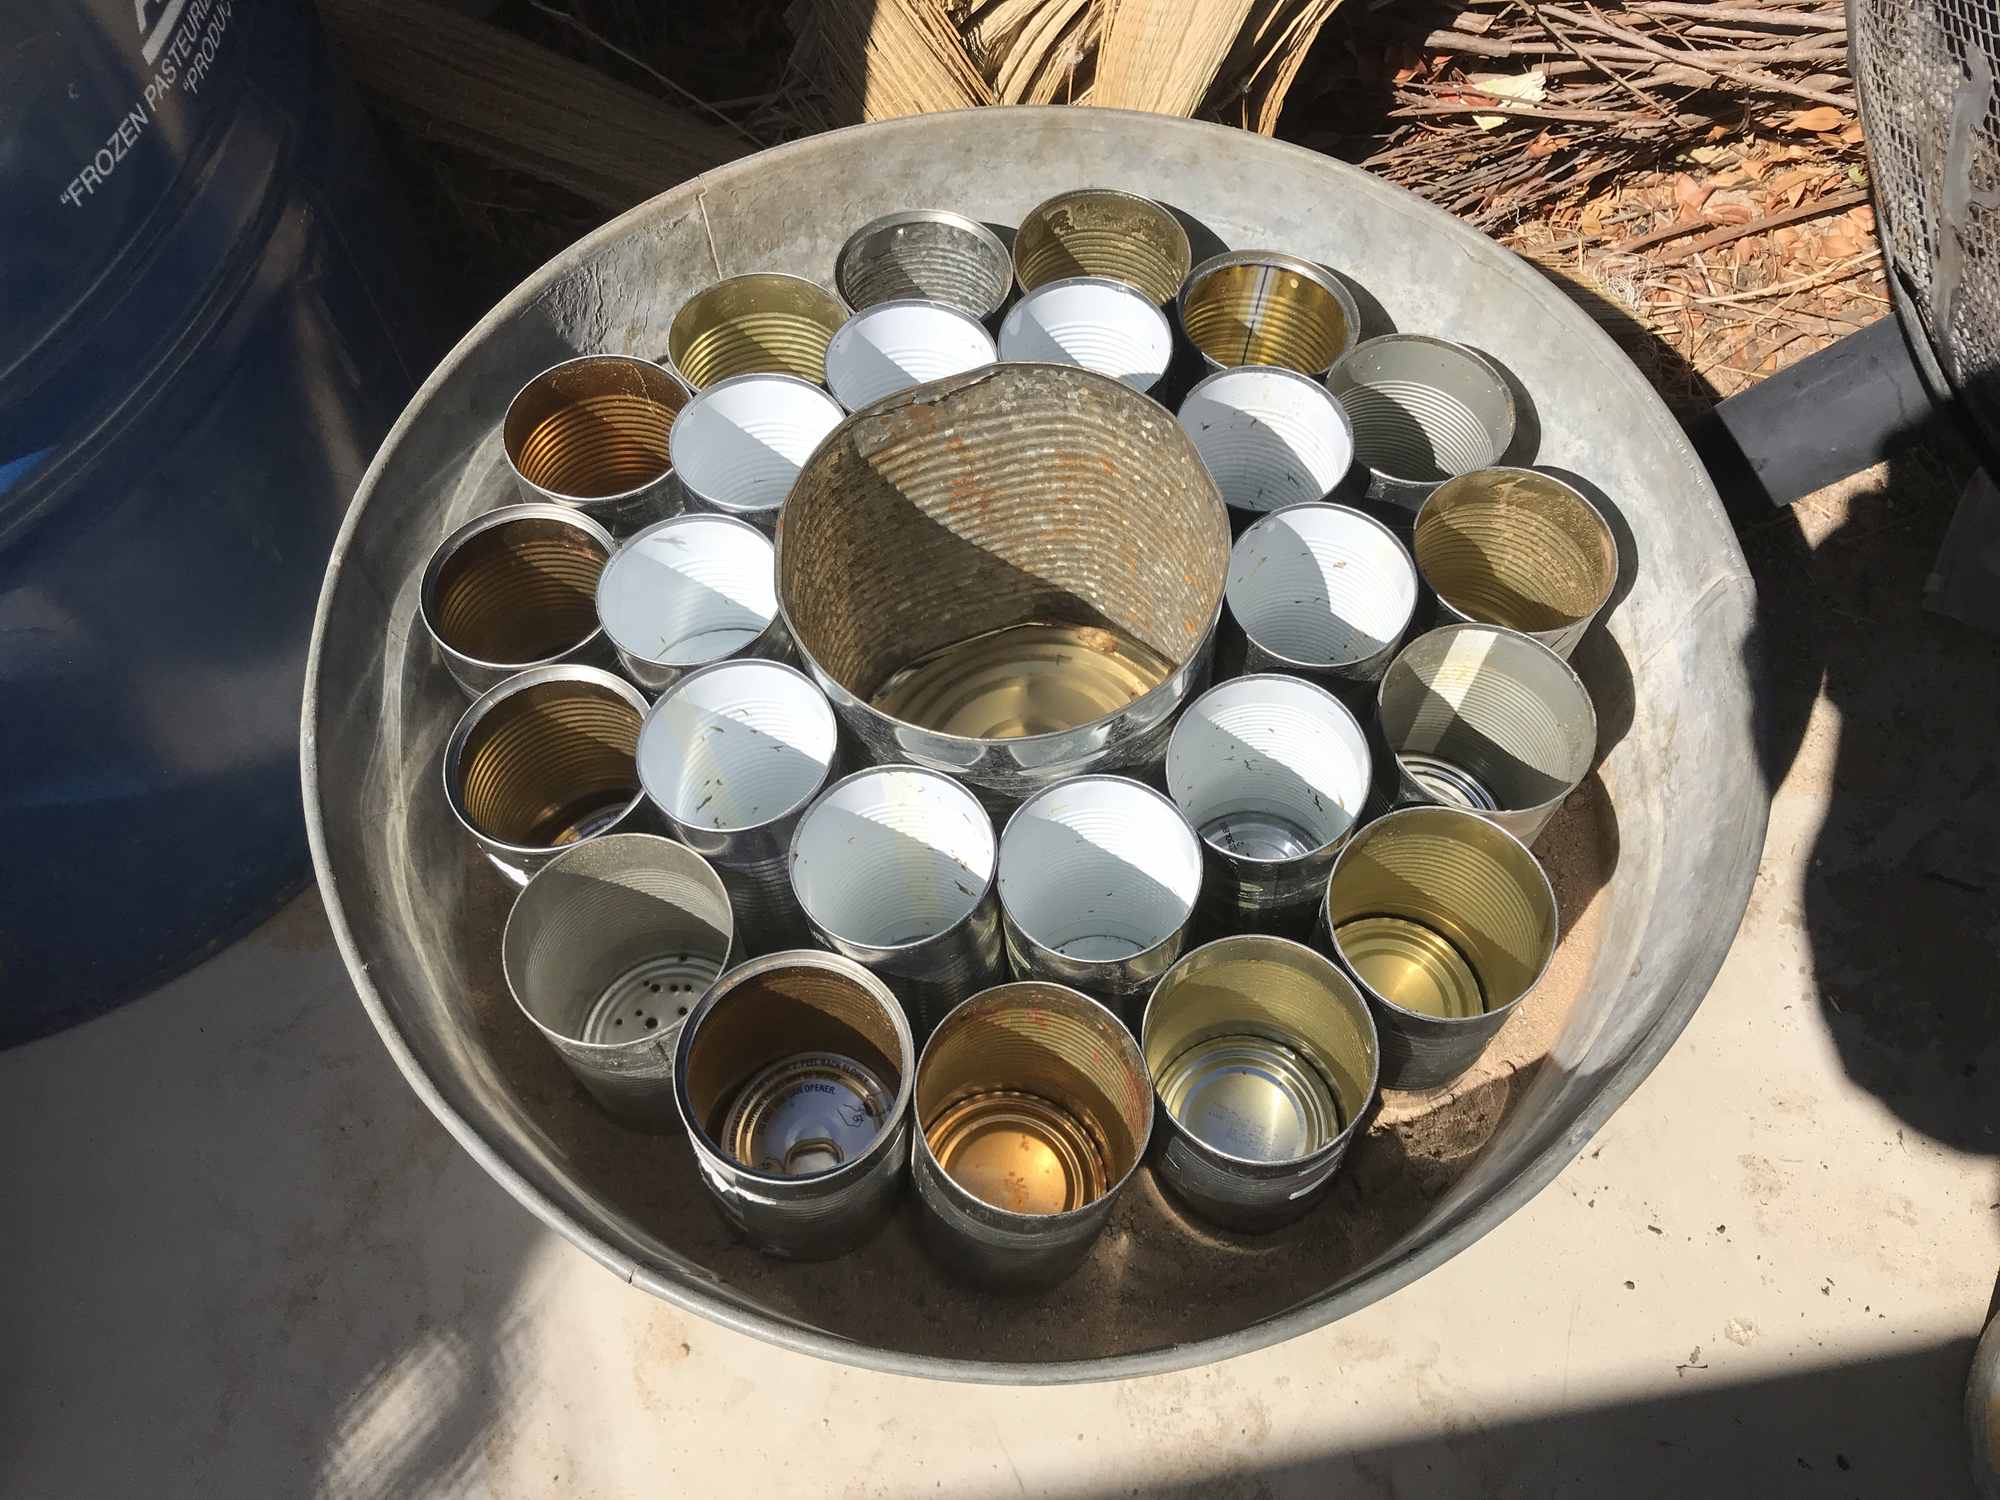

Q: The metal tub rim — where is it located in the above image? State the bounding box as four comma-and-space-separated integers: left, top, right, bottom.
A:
302, 105, 1769, 1385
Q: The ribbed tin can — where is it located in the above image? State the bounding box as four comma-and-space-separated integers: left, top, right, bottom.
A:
674, 950, 915, 1259
594, 512, 789, 694
789, 765, 1005, 1042
1224, 503, 1418, 707
834, 209, 1013, 324
502, 355, 690, 533
1326, 335, 1516, 511
668, 373, 844, 536
636, 659, 840, 952
824, 299, 998, 412
1321, 804, 1558, 1091
500, 833, 734, 1129
997, 276, 1175, 393
419, 503, 616, 698
665, 272, 848, 390
1177, 250, 1361, 379
1142, 935, 1379, 1232
1375, 623, 1596, 845
1178, 366, 1355, 517
911, 982, 1153, 1288
996, 775, 1205, 1030
1166, 675, 1371, 938
442, 663, 657, 885
1411, 467, 1618, 660
776, 363, 1229, 805
1013, 188, 1192, 305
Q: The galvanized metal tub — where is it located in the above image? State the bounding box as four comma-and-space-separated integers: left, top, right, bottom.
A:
303, 108, 1767, 1382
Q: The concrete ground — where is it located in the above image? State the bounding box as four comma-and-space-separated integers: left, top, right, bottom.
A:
4, 445, 1996, 1498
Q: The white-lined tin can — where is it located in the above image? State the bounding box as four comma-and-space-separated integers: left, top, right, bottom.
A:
668, 373, 843, 535
1178, 366, 1355, 516
1166, 675, 1371, 938
595, 512, 788, 694
998, 276, 1175, 393
789, 764, 1005, 1041
996, 775, 1205, 1030
824, 299, 997, 412
636, 658, 839, 951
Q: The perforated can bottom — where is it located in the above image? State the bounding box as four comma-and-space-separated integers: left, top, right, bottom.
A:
582, 952, 723, 1043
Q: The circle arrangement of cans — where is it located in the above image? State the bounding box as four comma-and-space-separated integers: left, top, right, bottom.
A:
412, 183, 1616, 1276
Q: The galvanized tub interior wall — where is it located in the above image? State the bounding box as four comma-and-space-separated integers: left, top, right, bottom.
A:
303, 109, 1765, 1382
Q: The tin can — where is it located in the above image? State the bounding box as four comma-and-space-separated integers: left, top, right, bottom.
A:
1224, 502, 1418, 706
911, 981, 1152, 1288
997, 775, 1205, 1030
500, 833, 734, 1129
665, 272, 848, 390
789, 765, 1004, 1042
419, 502, 616, 698
1321, 804, 1557, 1091
636, 659, 840, 952
824, 300, 998, 413
835, 209, 1013, 324
668, 373, 843, 537
1141, 935, 1379, 1232
1412, 467, 1618, 660
1012, 188, 1192, 306
776, 364, 1229, 804
1375, 623, 1596, 845
674, 950, 915, 1259
1166, 675, 1371, 938
1177, 366, 1355, 516
442, 663, 656, 885
1177, 250, 1361, 379
997, 276, 1175, 393
503, 354, 690, 533
1325, 335, 1516, 511
595, 512, 788, 694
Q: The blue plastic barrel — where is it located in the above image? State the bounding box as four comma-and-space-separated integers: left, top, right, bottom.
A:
0, 0, 429, 1042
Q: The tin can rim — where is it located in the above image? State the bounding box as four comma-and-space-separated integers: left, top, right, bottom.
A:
1011, 187, 1194, 299
669, 371, 846, 514
1374, 621, 1599, 823
1326, 333, 1518, 489
419, 501, 615, 676
1321, 802, 1560, 1026
441, 662, 651, 857
664, 272, 851, 390
913, 979, 1155, 1226
637, 657, 838, 837
594, 510, 778, 669
1411, 465, 1619, 630
1226, 501, 1420, 671
502, 353, 691, 507
834, 210, 1012, 321
672, 949, 916, 1186
1176, 249, 1363, 376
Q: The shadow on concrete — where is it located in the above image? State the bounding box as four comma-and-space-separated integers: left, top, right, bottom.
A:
1006, 1339, 1979, 1498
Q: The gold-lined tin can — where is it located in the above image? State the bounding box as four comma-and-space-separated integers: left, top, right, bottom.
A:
1177, 250, 1360, 378
665, 273, 848, 390
835, 209, 1013, 324
1012, 188, 1192, 306
1326, 335, 1516, 511
419, 503, 616, 698
442, 662, 657, 885
1141, 935, 1379, 1232
1321, 804, 1557, 1091
1375, 623, 1597, 845
911, 981, 1152, 1288
500, 833, 734, 1130
502, 354, 689, 533
673, 950, 914, 1259
1412, 467, 1618, 660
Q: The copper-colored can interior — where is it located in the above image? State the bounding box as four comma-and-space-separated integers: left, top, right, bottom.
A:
916, 985, 1148, 1214
684, 962, 905, 1141
504, 357, 686, 501
1013, 190, 1192, 306
1414, 469, 1616, 633
456, 677, 643, 848
427, 515, 608, 666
